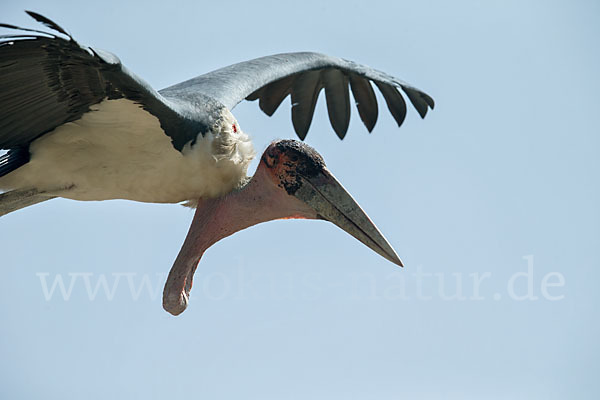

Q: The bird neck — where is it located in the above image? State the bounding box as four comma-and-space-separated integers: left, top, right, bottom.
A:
163, 163, 316, 315
193, 165, 312, 249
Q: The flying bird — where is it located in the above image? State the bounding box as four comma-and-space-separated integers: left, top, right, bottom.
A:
0, 11, 434, 315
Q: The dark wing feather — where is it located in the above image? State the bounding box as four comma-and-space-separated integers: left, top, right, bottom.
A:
0, 12, 204, 155
403, 86, 433, 118
290, 71, 323, 140
323, 69, 350, 139
0, 148, 29, 178
25, 10, 70, 37
375, 82, 408, 128
0, 36, 105, 148
349, 74, 378, 133
250, 75, 294, 117
161, 52, 434, 141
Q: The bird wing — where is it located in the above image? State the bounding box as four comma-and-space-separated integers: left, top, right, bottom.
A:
0, 11, 203, 154
160, 52, 434, 140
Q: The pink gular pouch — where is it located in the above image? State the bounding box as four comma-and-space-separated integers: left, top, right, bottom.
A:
162, 140, 403, 315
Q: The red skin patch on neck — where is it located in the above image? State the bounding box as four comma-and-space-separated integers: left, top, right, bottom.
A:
232, 124, 237, 133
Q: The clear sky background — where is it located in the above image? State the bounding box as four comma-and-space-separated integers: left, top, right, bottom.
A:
0, 1, 598, 399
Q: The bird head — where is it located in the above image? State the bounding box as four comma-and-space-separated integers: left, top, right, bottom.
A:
163, 139, 403, 315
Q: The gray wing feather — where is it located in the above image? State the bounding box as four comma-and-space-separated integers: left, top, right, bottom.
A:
161, 52, 434, 140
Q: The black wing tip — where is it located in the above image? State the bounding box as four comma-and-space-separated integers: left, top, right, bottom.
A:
258, 99, 278, 117
365, 121, 376, 133
334, 126, 348, 140
291, 105, 309, 141
25, 10, 71, 38
416, 91, 434, 119
422, 92, 435, 110
294, 127, 308, 141
401, 85, 435, 119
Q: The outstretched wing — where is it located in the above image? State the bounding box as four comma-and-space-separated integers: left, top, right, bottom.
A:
160, 52, 434, 140
0, 11, 203, 154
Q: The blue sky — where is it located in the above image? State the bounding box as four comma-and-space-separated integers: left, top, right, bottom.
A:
1, 0, 598, 399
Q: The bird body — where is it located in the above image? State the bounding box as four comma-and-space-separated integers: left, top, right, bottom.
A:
0, 12, 434, 315
0, 98, 254, 203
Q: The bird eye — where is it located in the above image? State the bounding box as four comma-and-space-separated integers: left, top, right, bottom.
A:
232, 124, 237, 133
263, 150, 277, 167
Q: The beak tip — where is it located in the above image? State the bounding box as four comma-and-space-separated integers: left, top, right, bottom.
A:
386, 248, 404, 268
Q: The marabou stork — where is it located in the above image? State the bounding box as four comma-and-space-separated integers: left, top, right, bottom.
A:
0, 12, 434, 315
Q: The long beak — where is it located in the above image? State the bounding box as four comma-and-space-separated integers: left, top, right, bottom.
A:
294, 168, 404, 267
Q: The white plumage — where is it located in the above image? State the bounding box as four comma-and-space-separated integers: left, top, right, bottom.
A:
0, 99, 255, 203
